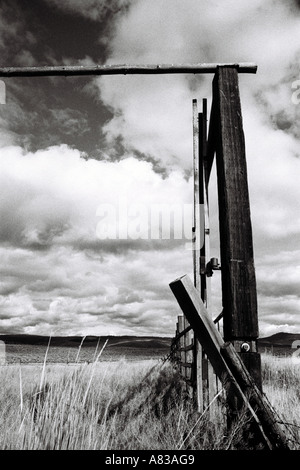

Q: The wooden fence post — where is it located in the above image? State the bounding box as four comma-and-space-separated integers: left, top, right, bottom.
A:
178, 316, 185, 379
192, 99, 204, 411
174, 320, 179, 363
199, 99, 216, 410
213, 66, 261, 389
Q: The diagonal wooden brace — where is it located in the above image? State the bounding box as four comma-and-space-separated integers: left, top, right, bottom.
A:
169, 274, 290, 450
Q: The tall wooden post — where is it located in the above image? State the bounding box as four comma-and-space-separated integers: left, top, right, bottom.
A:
213, 66, 261, 389
199, 99, 209, 307
198, 99, 215, 410
192, 99, 204, 411
178, 316, 185, 378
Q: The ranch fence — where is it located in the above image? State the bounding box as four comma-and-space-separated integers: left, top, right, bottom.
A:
0, 62, 292, 450
168, 66, 291, 450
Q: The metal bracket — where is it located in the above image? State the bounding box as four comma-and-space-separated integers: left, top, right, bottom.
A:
205, 257, 221, 277
232, 340, 257, 353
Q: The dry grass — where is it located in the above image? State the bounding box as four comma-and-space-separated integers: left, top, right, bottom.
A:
261, 353, 300, 448
0, 358, 227, 450
0, 351, 299, 450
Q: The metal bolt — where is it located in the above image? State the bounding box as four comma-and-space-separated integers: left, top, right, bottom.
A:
210, 257, 219, 268
241, 342, 250, 352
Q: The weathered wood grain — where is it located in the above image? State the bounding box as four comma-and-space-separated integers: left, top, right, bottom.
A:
0, 63, 257, 77
213, 66, 258, 341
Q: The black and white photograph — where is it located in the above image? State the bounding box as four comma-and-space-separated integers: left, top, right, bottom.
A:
0, 0, 299, 453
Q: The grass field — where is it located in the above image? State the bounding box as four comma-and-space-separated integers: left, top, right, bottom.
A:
261, 353, 300, 446
2, 335, 171, 364
0, 347, 299, 450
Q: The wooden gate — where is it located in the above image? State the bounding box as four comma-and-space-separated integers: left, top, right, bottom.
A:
169, 65, 290, 450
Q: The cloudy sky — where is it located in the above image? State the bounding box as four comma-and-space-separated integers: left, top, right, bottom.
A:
0, 0, 299, 338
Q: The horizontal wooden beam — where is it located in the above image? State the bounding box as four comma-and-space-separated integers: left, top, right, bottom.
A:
178, 362, 193, 368
172, 324, 193, 343
0, 63, 257, 78
205, 91, 218, 186
179, 344, 194, 352
213, 309, 224, 324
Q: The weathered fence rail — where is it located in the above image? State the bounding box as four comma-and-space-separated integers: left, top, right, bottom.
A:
0, 62, 257, 78
170, 317, 194, 390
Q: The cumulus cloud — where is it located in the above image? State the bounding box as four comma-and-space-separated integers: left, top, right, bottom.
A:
99, 74, 196, 170
95, 0, 300, 169
42, 0, 132, 22
92, 0, 300, 336
0, 243, 188, 336
0, 3, 40, 67
0, 144, 193, 335
0, 144, 193, 247
1, 0, 300, 336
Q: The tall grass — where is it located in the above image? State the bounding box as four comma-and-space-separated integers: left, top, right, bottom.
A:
0, 358, 227, 450
0, 351, 299, 450
261, 353, 300, 448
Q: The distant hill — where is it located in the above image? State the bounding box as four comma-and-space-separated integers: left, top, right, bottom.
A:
1, 331, 298, 346
0, 334, 172, 364
258, 332, 300, 356
1, 332, 299, 363
0, 334, 171, 348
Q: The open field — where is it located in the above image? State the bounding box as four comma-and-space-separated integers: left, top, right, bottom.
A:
4, 343, 169, 364
2, 331, 299, 364
0, 345, 300, 450
261, 353, 300, 439
0, 359, 203, 450
0, 335, 171, 364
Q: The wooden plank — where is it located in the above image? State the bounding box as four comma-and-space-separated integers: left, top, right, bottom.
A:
179, 362, 193, 368
201, 98, 207, 158
184, 316, 193, 387
205, 94, 218, 185
171, 318, 193, 363
178, 316, 185, 378
213, 66, 258, 342
199, 100, 211, 314
192, 99, 201, 290
192, 99, 203, 411
213, 309, 224, 324
169, 275, 290, 450
173, 324, 193, 342
199, 99, 215, 411
179, 344, 194, 352
0, 63, 258, 78
174, 321, 179, 361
